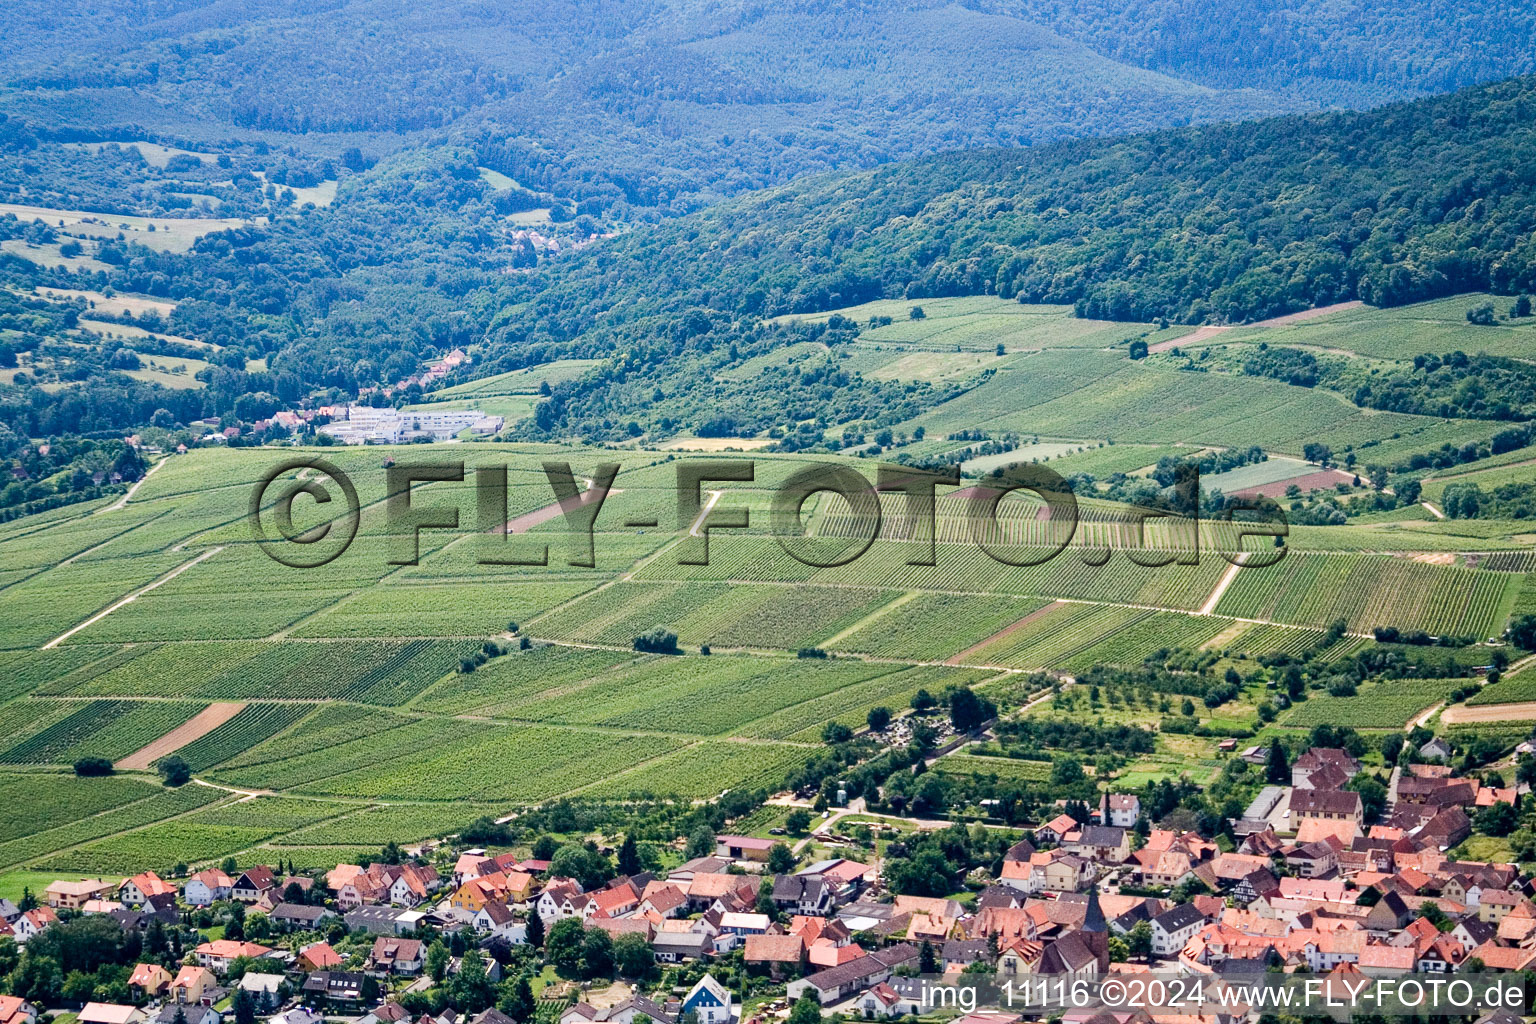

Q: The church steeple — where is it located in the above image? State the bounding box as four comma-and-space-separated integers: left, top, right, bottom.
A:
1081, 885, 1110, 974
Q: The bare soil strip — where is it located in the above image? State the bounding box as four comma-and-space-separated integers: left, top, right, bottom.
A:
117, 701, 247, 770
946, 601, 1064, 665
1149, 325, 1232, 353
1246, 301, 1364, 327
1440, 701, 1536, 725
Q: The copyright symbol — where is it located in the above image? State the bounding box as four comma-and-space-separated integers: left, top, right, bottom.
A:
1100, 980, 1127, 1007
248, 457, 360, 568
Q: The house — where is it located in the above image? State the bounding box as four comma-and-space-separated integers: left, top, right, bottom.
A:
1289, 789, 1363, 827
233, 867, 278, 903
1103, 794, 1141, 828
154, 1008, 219, 1024
682, 975, 733, 1024
639, 882, 690, 919
78, 1005, 144, 1024
1036, 933, 1102, 982
472, 901, 527, 943
271, 903, 335, 931
195, 940, 275, 974
772, 874, 833, 916
297, 942, 345, 972
1035, 814, 1080, 846
184, 869, 234, 907
1286, 840, 1339, 878
44, 878, 115, 910
300, 972, 366, 1006
1419, 738, 1453, 761
0, 998, 37, 1024
1067, 825, 1130, 864
1292, 748, 1361, 788
389, 865, 441, 907
653, 929, 711, 963
120, 872, 176, 908
13, 907, 58, 944
346, 905, 418, 935
238, 974, 286, 1000
1151, 904, 1206, 957
369, 937, 425, 975
744, 934, 805, 977
560, 998, 674, 1024
170, 966, 216, 1006
129, 964, 173, 1001
714, 835, 776, 863
786, 945, 918, 1004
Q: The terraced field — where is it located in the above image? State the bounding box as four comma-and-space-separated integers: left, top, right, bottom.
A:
0, 402, 1529, 875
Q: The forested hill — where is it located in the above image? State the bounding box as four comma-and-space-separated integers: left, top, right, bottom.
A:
6, 0, 1536, 215
989, 0, 1536, 102
488, 74, 1536, 356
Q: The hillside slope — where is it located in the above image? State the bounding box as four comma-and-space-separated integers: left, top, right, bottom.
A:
9, 0, 1536, 215
495, 74, 1536, 350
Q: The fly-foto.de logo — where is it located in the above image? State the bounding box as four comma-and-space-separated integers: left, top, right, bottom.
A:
248, 457, 1288, 570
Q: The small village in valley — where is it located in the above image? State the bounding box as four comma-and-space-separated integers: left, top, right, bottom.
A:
3, 732, 1535, 1024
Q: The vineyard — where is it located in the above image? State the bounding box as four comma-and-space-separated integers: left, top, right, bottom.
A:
933, 753, 1052, 783
0, 419, 1531, 871
1214, 552, 1519, 636
831, 593, 1050, 661
0, 699, 203, 765
1282, 679, 1462, 729
40, 638, 483, 705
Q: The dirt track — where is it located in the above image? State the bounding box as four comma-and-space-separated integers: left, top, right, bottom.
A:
117, 701, 246, 770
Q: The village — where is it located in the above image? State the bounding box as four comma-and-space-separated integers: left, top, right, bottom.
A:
2, 737, 1533, 1024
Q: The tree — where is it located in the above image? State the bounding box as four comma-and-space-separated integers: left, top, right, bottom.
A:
821, 722, 853, 744
910, 688, 937, 712
788, 995, 823, 1024
785, 809, 812, 834
1476, 801, 1518, 837
1266, 738, 1290, 785
1508, 615, 1536, 652
531, 835, 560, 860
449, 950, 496, 1013
617, 834, 641, 877
1347, 773, 1388, 823
579, 927, 614, 979
866, 706, 891, 732
909, 306, 926, 320
1128, 339, 1149, 360
919, 939, 939, 973
767, 843, 796, 874
73, 756, 114, 776
524, 911, 545, 949
232, 987, 257, 1024
546, 918, 585, 977
1126, 920, 1153, 962
380, 841, 402, 865
948, 687, 996, 732
1467, 302, 1497, 325
549, 845, 614, 891
685, 824, 716, 858
612, 932, 655, 980
1513, 295, 1533, 318
427, 941, 451, 982
500, 975, 536, 1021
158, 755, 191, 786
